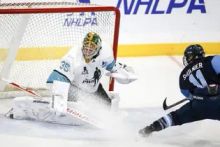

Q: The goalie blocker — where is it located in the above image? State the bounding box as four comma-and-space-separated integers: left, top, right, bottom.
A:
8, 81, 120, 127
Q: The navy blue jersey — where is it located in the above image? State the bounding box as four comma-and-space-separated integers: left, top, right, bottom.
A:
179, 55, 220, 97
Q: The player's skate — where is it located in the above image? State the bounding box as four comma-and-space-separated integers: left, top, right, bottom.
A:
139, 124, 156, 137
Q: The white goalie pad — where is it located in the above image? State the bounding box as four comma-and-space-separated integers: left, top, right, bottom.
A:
9, 81, 104, 128
50, 80, 70, 113
11, 96, 51, 121
8, 81, 120, 128
10, 96, 104, 127
108, 92, 120, 112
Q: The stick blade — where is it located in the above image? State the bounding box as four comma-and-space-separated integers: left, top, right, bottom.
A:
163, 97, 168, 110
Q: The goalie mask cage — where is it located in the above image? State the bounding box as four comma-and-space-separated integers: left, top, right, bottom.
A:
0, 2, 120, 98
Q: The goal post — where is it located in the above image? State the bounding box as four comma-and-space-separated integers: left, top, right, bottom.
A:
0, 2, 120, 98
0, 14, 30, 91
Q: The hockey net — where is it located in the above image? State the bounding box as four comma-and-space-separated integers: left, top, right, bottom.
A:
0, 2, 120, 99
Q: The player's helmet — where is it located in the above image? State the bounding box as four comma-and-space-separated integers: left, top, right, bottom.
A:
82, 32, 102, 62
183, 44, 205, 66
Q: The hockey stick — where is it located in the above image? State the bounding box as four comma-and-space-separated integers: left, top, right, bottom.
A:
1, 78, 42, 97
163, 97, 188, 110
0, 78, 105, 128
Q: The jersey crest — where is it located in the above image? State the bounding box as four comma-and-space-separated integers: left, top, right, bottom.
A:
82, 67, 101, 87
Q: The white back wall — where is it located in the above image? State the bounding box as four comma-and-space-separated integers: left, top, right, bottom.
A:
92, 0, 220, 44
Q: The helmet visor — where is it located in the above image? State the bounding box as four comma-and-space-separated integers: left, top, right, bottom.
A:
183, 56, 188, 66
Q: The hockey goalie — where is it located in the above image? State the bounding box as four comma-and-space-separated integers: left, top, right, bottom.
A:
8, 32, 137, 128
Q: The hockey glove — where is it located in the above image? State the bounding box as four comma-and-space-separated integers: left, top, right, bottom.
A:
188, 84, 220, 100
106, 62, 137, 84
207, 84, 219, 95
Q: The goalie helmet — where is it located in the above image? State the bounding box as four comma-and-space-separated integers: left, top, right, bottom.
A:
183, 44, 205, 66
82, 32, 102, 62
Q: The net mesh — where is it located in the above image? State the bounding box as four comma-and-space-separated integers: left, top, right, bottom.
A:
0, 2, 119, 98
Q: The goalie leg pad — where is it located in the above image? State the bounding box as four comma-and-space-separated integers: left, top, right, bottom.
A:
50, 80, 70, 113
12, 96, 52, 121
10, 96, 97, 126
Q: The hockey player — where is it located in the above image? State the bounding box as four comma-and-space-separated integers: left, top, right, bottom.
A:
139, 44, 220, 137
8, 32, 137, 127
47, 31, 137, 107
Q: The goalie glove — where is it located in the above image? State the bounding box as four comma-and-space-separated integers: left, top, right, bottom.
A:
106, 63, 137, 84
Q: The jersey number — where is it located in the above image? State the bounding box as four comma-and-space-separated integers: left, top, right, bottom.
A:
60, 61, 70, 72
189, 69, 207, 88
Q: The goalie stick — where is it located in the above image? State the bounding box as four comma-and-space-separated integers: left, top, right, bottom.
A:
1, 78, 42, 97
163, 97, 188, 110
0, 78, 105, 129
